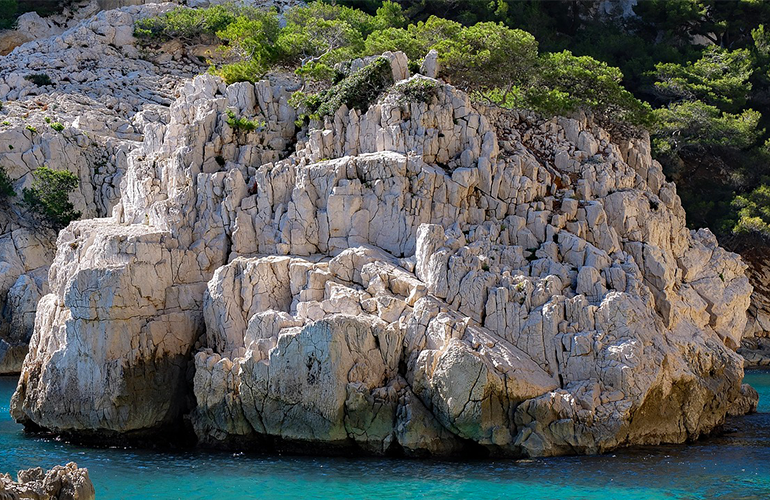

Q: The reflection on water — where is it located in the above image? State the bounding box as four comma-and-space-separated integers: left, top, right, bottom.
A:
2, 372, 770, 500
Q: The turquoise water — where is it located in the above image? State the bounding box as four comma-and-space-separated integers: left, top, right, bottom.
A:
2, 373, 770, 499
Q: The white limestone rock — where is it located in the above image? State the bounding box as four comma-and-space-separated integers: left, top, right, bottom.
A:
11, 53, 756, 457
0, 1, 217, 372
420, 49, 439, 79
0, 462, 95, 500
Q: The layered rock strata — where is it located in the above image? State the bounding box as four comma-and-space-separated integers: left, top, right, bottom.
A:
11, 50, 757, 456
0, 462, 95, 500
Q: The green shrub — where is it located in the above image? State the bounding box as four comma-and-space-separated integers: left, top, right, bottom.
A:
434, 22, 538, 91
0, 167, 15, 201
212, 58, 269, 85
224, 109, 264, 131
0, 0, 17, 30
653, 46, 754, 113
190, 2, 389, 85
653, 100, 761, 155
22, 166, 81, 231
731, 180, 770, 239
25, 73, 52, 86
50, 122, 64, 132
212, 11, 281, 83
393, 77, 440, 103
25, 125, 36, 134
364, 16, 463, 60
134, 4, 241, 42
293, 57, 394, 120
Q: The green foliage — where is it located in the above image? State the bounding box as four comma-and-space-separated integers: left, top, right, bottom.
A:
393, 77, 440, 104
371, 1, 406, 31
207, 1, 404, 83
294, 57, 393, 120
134, 4, 241, 42
212, 58, 269, 85
25, 73, 52, 86
25, 125, 36, 134
0, 0, 17, 30
396, 0, 500, 25
365, 15, 650, 127
276, 6, 366, 70
364, 16, 462, 60
733, 182, 770, 239
214, 11, 281, 82
633, 0, 770, 48
0, 167, 15, 201
21, 166, 81, 231
224, 109, 264, 131
531, 51, 653, 127
653, 101, 761, 154
434, 22, 538, 91
478, 51, 652, 129
654, 46, 754, 112
50, 122, 64, 132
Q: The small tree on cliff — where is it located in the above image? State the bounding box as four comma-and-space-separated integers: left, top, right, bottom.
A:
22, 166, 81, 231
0, 167, 15, 204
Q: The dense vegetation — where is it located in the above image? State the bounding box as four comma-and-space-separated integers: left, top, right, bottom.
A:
0, 0, 18, 29
135, 1, 651, 132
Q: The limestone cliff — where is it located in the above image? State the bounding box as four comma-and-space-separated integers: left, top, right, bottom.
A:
6, 31, 757, 456
0, 2, 198, 373
0, 0, 306, 374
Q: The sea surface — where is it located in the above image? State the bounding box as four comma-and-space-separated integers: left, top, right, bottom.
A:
2, 372, 770, 500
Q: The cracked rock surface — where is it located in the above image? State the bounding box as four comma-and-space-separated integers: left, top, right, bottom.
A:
8, 42, 757, 456
0, 462, 95, 500
0, 2, 199, 373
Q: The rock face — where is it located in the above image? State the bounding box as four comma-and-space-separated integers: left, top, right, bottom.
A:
0, 462, 95, 500
11, 47, 756, 457
0, 0, 305, 375
0, 2, 201, 373
734, 242, 770, 366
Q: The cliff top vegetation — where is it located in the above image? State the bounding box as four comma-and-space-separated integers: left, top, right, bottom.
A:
132, 0, 770, 247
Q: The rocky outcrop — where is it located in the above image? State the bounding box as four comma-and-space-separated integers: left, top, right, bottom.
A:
11, 71, 300, 434
11, 47, 756, 457
0, 0, 165, 56
0, 1, 201, 373
0, 462, 95, 500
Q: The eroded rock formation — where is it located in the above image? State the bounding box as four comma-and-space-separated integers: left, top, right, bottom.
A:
0, 462, 95, 500
0, 2, 199, 373
9, 41, 757, 456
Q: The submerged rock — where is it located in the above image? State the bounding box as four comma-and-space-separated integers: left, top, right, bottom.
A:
9, 44, 758, 456
0, 462, 95, 500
